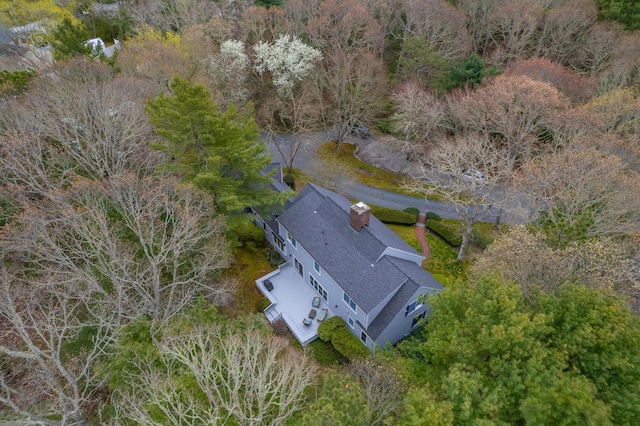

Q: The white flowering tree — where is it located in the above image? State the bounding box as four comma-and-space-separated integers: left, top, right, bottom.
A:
254, 34, 322, 97
210, 39, 251, 107
253, 35, 323, 173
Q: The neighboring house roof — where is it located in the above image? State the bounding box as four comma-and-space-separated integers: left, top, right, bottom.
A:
84, 37, 120, 58
277, 183, 443, 315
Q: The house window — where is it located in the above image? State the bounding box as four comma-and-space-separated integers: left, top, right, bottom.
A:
412, 311, 426, 328
405, 300, 422, 316
314, 260, 321, 274
343, 292, 357, 313
272, 232, 285, 252
348, 317, 354, 328
287, 232, 297, 249
294, 257, 303, 276
262, 222, 267, 231
310, 276, 328, 301
361, 331, 367, 343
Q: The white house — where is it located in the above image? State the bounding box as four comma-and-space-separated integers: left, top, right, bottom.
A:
254, 178, 443, 351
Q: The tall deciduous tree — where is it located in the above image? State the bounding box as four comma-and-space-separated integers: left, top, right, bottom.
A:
472, 225, 639, 305
514, 147, 640, 244
454, 74, 571, 165
14, 72, 157, 180
254, 34, 323, 172
1, 175, 231, 324
146, 77, 284, 214
408, 133, 514, 261
0, 264, 118, 425
107, 317, 315, 426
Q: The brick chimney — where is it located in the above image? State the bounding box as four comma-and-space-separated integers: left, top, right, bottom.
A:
350, 202, 371, 231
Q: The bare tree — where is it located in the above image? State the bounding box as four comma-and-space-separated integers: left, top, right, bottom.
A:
12, 67, 158, 180
348, 359, 407, 426
514, 146, 640, 244
315, 48, 388, 145
454, 74, 571, 165
473, 225, 640, 305
398, 0, 471, 64
391, 81, 447, 162
0, 264, 118, 425
124, 0, 251, 34
486, 0, 542, 65
504, 58, 597, 103
535, 0, 597, 70
1, 175, 232, 325
111, 325, 316, 426
407, 133, 514, 261
0, 132, 76, 203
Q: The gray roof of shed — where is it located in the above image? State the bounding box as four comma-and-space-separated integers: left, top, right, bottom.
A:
277, 184, 442, 313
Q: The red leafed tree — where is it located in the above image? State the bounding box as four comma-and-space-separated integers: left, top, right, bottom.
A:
454, 74, 571, 165
505, 58, 597, 103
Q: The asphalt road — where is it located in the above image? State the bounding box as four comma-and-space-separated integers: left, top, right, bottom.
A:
263, 132, 526, 224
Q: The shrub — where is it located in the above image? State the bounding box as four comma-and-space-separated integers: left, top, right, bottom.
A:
370, 205, 417, 225
283, 173, 295, 189
265, 247, 282, 267
317, 316, 369, 360
427, 220, 462, 246
424, 211, 441, 224
318, 316, 344, 342
331, 327, 370, 360
257, 297, 272, 312
403, 207, 420, 216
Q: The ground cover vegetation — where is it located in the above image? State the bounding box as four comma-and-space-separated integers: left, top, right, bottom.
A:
1, 0, 640, 423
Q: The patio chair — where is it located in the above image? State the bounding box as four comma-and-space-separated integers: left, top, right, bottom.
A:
303, 317, 312, 326
317, 308, 328, 322
312, 296, 321, 308
309, 309, 317, 319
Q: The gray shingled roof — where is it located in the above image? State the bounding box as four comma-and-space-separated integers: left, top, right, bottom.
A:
277, 184, 443, 314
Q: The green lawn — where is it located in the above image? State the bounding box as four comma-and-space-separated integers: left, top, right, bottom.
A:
386, 224, 465, 285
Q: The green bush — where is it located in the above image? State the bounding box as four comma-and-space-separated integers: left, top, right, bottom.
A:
257, 297, 272, 312
265, 247, 282, 267
427, 220, 462, 246
228, 215, 264, 246
283, 173, 295, 189
317, 316, 369, 360
370, 205, 417, 225
318, 316, 344, 342
424, 211, 441, 224
331, 327, 370, 360
403, 207, 420, 216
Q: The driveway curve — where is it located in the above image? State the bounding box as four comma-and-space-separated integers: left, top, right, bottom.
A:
263, 132, 524, 224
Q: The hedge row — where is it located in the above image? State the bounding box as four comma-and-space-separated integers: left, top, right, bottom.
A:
369, 205, 417, 226
317, 316, 369, 360
427, 220, 462, 247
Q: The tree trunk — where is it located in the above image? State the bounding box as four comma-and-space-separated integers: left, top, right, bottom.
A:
456, 220, 474, 262
494, 206, 503, 230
